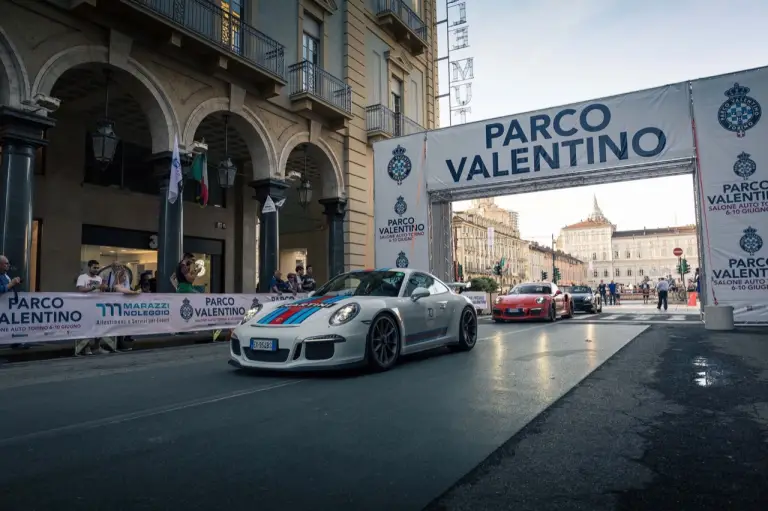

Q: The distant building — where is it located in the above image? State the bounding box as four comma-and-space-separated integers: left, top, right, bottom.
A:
528, 243, 586, 285
453, 199, 528, 286
558, 196, 700, 287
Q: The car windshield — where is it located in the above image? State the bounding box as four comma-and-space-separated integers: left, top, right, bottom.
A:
571, 286, 591, 293
511, 284, 551, 295
313, 270, 405, 298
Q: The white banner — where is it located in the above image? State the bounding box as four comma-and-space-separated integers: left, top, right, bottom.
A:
463, 291, 489, 310
425, 83, 694, 191
0, 292, 307, 345
373, 134, 430, 271
692, 67, 768, 323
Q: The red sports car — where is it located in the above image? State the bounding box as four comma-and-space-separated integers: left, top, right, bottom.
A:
493, 282, 573, 322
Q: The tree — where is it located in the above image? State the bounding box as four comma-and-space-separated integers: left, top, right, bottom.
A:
470, 276, 499, 293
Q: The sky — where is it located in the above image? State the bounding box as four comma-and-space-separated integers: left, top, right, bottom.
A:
437, 0, 768, 243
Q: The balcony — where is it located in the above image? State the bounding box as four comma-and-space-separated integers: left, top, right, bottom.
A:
288, 60, 352, 129
376, 0, 428, 56
70, 0, 286, 97
365, 104, 424, 143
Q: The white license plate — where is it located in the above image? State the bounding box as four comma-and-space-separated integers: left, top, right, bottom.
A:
250, 339, 277, 351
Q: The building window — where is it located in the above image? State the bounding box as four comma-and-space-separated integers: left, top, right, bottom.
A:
639, 269, 644, 276
614, 250, 619, 259
220, 0, 243, 53
593, 270, 598, 278
626, 250, 631, 258
302, 15, 322, 91
592, 252, 596, 260
602, 252, 606, 261
615, 268, 620, 277
391, 76, 404, 135
627, 269, 632, 277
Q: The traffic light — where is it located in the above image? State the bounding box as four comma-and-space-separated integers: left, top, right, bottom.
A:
541, 270, 548, 281
677, 258, 690, 275
553, 267, 561, 283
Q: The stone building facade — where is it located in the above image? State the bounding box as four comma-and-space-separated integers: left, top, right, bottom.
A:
0, 0, 438, 292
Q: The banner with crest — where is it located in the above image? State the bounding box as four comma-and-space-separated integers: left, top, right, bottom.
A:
691, 67, 768, 323
0, 292, 307, 345
373, 134, 431, 271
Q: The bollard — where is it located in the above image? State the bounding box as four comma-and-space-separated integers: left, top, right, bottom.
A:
704, 305, 734, 331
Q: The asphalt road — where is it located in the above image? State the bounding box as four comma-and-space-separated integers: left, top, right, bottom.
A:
0, 319, 648, 510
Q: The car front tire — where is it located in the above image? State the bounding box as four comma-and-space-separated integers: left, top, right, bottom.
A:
366, 313, 401, 372
452, 306, 478, 352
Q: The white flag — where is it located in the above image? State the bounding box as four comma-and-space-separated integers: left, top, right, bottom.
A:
275, 198, 286, 208
168, 134, 182, 204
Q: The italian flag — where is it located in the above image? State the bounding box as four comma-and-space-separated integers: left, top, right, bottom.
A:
190, 153, 208, 207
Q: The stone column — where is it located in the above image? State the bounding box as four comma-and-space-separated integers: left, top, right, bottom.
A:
250, 178, 288, 292
151, 151, 185, 293
0, 107, 56, 291
320, 198, 347, 279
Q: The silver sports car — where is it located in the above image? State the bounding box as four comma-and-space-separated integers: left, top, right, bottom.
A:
228, 269, 478, 372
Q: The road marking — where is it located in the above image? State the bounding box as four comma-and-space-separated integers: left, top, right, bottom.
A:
477, 323, 553, 342
0, 380, 302, 447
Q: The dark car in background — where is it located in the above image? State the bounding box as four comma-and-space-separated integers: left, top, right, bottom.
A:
566, 285, 602, 313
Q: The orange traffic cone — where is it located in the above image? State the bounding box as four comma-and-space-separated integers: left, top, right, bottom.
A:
687, 292, 698, 306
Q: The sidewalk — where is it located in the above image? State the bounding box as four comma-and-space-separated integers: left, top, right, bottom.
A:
426, 324, 768, 510
0, 332, 217, 365
601, 302, 700, 315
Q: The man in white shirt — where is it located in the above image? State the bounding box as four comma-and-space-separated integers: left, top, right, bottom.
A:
74, 260, 117, 356
656, 277, 669, 312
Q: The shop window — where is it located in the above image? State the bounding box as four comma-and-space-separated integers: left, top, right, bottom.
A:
31, 220, 41, 291
79, 245, 213, 292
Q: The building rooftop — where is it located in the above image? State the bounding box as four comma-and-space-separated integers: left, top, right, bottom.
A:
562, 195, 614, 230
613, 225, 697, 238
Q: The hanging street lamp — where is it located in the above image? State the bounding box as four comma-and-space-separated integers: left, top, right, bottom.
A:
91, 69, 119, 167
217, 114, 237, 188
297, 144, 313, 208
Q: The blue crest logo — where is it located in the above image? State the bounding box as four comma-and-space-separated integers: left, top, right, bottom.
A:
395, 251, 409, 268
180, 298, 194, 322
387, 145, 412, 185
250, 298, 260, 309
394, 196, 408, 216
733, 152, 757, 180
718, 83, 762, 138
739, 226, 763, 256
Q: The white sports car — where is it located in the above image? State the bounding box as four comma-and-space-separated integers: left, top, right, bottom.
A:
228, 269, 478, 372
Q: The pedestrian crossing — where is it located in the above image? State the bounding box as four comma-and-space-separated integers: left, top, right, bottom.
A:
570, 313, 701, 324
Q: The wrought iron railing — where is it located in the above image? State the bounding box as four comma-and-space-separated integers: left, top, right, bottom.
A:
365, 104, 424, 137
376, 0, 427, 41
128, 0, 285, 80
288, 60, 352, 115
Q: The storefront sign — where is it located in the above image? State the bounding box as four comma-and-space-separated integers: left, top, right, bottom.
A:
692, 67, 768, 323
0, 292, 307, 345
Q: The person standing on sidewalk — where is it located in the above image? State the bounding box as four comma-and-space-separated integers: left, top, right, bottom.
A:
75, 260, 116, 356
656, 277, 669, 312
0, 255, 21, 294
608, 280, 617, 305
598, 280, 607, 306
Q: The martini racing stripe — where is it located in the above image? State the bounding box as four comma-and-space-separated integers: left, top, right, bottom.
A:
284, 295, 348, 324
257, 295, 348, 325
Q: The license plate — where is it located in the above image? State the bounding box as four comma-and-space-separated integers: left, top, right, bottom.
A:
250, 339, 277, 351
507, 308, 523, 314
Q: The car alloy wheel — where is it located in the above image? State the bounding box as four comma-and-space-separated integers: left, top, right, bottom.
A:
460, 307, 477, 349
369, 315, 400, 370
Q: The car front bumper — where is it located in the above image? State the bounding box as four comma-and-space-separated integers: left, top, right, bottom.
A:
229, 325, 369, 371
492, 305, 548, 320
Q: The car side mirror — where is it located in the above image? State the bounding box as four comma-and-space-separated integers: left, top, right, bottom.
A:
411, 287, 430, 301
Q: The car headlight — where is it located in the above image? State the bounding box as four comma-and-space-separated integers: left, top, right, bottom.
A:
329, 303, 360, 326
240, 304, 263, 325
535, 297, 545, 304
